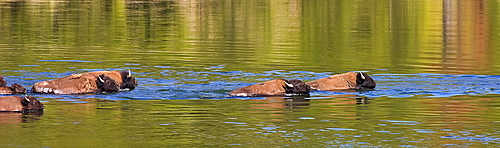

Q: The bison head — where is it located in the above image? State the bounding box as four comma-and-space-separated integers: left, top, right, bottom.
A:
120, 70, 137, 90
10, 84, 27, 94
356, 72, 376, 89
283, 79, 311, 95
96, 74, 120, 93
21, 96, 44, 111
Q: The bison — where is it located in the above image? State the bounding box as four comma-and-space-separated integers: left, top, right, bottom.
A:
305, 72, 376, 91
0, 84, 27, 95
32, 70, 137, 94
0, 75, 27, 95
228, 79, 310, 97
0, 96, 44, 112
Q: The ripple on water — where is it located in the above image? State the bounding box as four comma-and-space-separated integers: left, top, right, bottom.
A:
373, 73, 500, 98
380, 120, 421, 126
325, 128, 357, 131
37, 60, 95, 63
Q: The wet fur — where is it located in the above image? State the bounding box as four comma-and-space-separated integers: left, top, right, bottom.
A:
0, 96, 44, 112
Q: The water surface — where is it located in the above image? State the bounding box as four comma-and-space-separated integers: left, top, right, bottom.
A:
1, 0, 500, 147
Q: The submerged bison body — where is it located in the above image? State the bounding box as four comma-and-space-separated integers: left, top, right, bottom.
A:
0, 96, 44, 112
305, 72, 376, 91
228, 79, 310, 97
0, 84, 27, 95
32, 70, 137, 94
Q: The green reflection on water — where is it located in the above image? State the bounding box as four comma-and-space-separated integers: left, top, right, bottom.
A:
1, 95, 499, 147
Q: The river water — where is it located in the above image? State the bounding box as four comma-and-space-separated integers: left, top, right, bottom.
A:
1, 0, 500, 147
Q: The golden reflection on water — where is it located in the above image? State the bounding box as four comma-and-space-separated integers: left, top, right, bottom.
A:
439, 0, 493, 74
414, 96, 499, 146
423, 96, 494, 124
0, 0, 499, 73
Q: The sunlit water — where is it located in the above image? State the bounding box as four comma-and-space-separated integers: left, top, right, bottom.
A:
1, 0, 500, 147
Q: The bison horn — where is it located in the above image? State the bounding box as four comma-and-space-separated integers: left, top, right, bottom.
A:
98, 75, 105, 83
284, 81, 294, 87
128, 70, 132, 77
360, 72, 365, 80
24, 96, 30, 102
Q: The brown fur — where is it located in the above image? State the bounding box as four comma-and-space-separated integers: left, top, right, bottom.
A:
0, 84, 27, 95
0, 87, 13, 94
0, 96, 44, 112
80, 71, 124, 86
32, 70, 137, 94
229, 79, 289, 97
78, 71, 137, 90
305, 72, 376, 91
229, 79, 311, 97
32, 72, 99, 94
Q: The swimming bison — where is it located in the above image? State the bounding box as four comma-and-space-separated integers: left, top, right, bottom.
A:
228, 72, 376, 97
0, 84, 27, 95
0, 75, 27, 95
32, 70, 137, 94
0, 96, 44, 112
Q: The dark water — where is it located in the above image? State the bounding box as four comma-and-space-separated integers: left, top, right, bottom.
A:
1, 0, 500, 147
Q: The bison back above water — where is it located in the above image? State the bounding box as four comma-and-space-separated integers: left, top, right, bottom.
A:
0, 96, 44, 112
228, 79, 310, 97
305, 72, 376, 91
